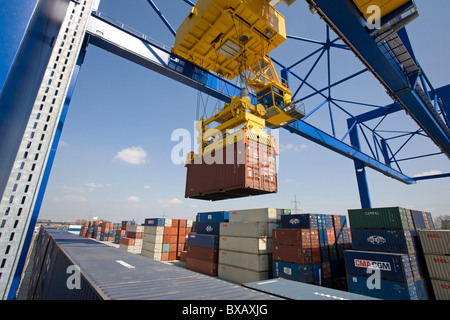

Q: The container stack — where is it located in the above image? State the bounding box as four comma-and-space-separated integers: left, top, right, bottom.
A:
273, 213, 350, 289
185, 211, 228, 276
345, 206, 430, 300
114, 220, 135, 244
119, 225, 144, 254
141, 218, 193, 261
417, 230, 450, 300
218, 208, 276, 284
333, 215, 352, 290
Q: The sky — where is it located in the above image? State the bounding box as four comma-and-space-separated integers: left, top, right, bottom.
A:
38, 0, 450, 224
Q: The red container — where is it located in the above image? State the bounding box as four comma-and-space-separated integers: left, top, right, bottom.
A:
180, 250, 188, 262
161, 252, 169, 261
120, 237, 135, 246
179, 219, 187, 228
187, 245, 219, 262
185, 134, 278, 201
326, 229, 335, 245
186, 257, 218, 276
169, 252, 177, 261
127, 231, 143, 239
273, 244, 313, 264
272, 229, 311, 246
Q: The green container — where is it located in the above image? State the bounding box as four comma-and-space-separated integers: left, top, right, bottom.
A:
162, 243, 171, 252
347, 207, 411, 230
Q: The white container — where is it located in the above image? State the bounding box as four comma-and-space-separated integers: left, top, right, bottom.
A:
219, 236, 272, 254
187, 219, 194, 227
143, 226, 165, 236
143, 242, 163, 252
228, 208, 277, 223
143, 234, 163, 244
431, 279, 450, 300
418, 230, 450, 255
141, 249, 162, 261
219, 250, 270, 272
218, 264, 268, 284
220, 222, 276, 238
424, 254, 450, 280
128, 225, 145, 233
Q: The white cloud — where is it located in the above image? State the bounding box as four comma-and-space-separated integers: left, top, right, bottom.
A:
413, 170, 442, 178
114, 146, 148, 165
169, 198, 183, 204
63, 195, 87, 202
144, 185, 151, 190
280, 143, 307, 152
127, 196, 140, 203
157, 198, 183, 207
86, 182, 104, 188
62, 185, 84, 193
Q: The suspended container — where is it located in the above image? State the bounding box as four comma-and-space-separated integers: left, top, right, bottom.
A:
185, 129, 278, 201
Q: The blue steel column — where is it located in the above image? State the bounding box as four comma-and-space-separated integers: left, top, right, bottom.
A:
6, 38, 88, 300
347, 118, 372, 208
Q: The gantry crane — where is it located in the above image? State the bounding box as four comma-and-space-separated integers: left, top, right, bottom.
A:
173, 0, 305, 200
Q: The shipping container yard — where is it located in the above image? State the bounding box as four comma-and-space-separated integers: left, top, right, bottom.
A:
1, 0, 450, 309
15, 206, 449, 303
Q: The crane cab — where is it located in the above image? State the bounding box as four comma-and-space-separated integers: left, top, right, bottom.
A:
256, 82, 305, 128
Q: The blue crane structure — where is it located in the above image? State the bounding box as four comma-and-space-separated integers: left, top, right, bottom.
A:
0, 0, 448, 299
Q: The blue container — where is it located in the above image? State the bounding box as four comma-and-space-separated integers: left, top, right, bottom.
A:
319, 229, 328, 245
273, 261, 314, 283
347, 274, 418, 300
426, 212, 435, 229
195, 222, 221, 235
196, 211, 229, 223
320, 245, 329, 262
281, 214, 318, 229
187, 233, 219, 249
340, 216, 348, 228
143, 218, 165, 226
414, 278, 430, 300
313, 263, 321, 282
344, 250, 414, 282
411, 210, 426, 230
351, 229, 415, 254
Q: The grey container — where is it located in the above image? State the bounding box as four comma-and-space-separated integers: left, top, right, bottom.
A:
417, 230, 450, 255
423, 254, 450, 281
431, 279, 450, 300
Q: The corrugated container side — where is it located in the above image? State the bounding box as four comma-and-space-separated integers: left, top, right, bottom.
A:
351, 229, 415, 254
423, 254, 450, 280
186, 257, 218, 276
272, 261, 315, 283
187, 233, 219, 249
411, 210, 427, 230
273, 244, 313, 264
272, 228, 311, 246
221, 222, 276, 238
196, 211, 229, 222
219, 236, 272, 254
348, 207, 411, 230
185, 139, 277, 201
347, 274, 418, 300
187, 245, 218, 262
417, 230, 450, 255
431, 279, 450, 300
344, 250, 414, 282
219, 250, 270, 272
218, 264, 268, 284
281, 214, 318, 229
195, 222, 221, 235
228, 208, 277, 223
